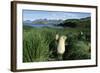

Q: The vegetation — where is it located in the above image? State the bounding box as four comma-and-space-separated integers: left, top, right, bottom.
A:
23, 25, 91, 62
57, 17, 91, 28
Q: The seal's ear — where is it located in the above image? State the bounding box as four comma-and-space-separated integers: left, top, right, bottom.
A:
56, 34, 59, 40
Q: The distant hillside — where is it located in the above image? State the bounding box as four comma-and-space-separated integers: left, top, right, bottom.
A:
57, 17, 91, 28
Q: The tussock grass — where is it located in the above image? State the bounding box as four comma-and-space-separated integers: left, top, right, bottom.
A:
23, 26, 91, 62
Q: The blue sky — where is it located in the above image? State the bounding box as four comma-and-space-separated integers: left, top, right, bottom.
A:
23, 10, 91, 21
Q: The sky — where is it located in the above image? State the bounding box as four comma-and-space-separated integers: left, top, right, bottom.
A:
23, 10, 91, 21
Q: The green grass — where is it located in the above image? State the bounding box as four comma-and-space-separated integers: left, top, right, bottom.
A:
23, 26, 91, 62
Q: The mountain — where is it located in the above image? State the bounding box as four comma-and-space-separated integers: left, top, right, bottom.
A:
23, 19, 63, 25
32, 19, 63, 25
24, 20, 32, 24
23, 17, 91, 28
